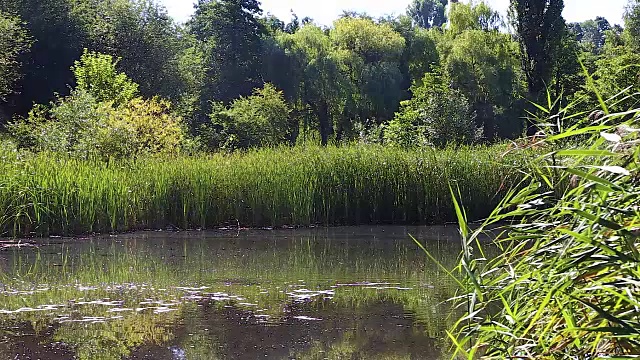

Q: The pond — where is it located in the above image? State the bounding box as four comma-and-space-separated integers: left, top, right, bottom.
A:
0, 226, 462, 360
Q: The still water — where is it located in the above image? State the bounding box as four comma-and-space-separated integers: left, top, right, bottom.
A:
0, 226, 461, 360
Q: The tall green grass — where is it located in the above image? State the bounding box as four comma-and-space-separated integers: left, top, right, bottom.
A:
0, 144, 528, 237
444, 99, 640, 357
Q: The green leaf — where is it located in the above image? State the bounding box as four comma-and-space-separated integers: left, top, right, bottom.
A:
555, 149, 619, 157
546, 125, 611, 141
564, 168, 621, 191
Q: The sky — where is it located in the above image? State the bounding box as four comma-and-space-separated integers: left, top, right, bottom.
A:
161, 0, 629, 26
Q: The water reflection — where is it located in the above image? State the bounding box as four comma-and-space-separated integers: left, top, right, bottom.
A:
0, 226, 461, 359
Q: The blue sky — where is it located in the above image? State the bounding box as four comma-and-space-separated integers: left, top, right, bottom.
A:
161, 0, 628, 26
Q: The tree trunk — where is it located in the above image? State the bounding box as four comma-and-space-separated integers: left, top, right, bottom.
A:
318, 101, 331, 146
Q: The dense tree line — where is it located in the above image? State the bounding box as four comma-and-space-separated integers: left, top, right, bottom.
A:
0, 0, 639, 155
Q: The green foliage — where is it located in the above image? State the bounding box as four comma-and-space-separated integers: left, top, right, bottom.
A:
330, 17, 406, 130
624, 0, 640, 51
70, 0, 184, 101
407, 27, 440, 84
0, 0, 86, 116
8, 90, 108, 156
590, 49, 640, 110
448, 1, 502, 35
407, 0, 447, 29
0, 11, 31, 102
571, 17, 611, 52
72, 49, 139, 106
447, 94, 640, 359
8, 52, 186, 160
95, 97, 186, 158
509, 0, 565, 100
205, 83, 293, 150
445, 29, 524, 138
0, 143, 527, 236
190, 0, 266, 111
551, 25, 584, 102
277, 25, 346, 145
8, 90, 186, 159
385, 71, 481, 147
174, 38, 207, 123
331, 17, 405, 62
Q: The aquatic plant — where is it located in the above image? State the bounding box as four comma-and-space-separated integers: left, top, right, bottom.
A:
0, 144, 528, 237
446, 96, 640, 357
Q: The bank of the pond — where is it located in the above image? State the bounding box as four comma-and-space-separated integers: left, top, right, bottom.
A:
0, 144, 529, 237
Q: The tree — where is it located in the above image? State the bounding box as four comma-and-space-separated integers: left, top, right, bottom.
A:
206, 83, 293, 150
448, 1, 502, 35
407, 0, 448, 29
579, 17, 611, 52
277, 25, 346, 145
71, 0, 184, 101
0, 12, 31, 103
189, 0, 266, 111
385, 70, 480, 148
0, 0, 87, 116
8, 50, 187, 159
624, 0, 640, 51
284, 12, 300, 34
509, 0, 565, 134
551, 25, 583, 103
330, 17, 406, 136
72, 49, 139, 106
407, 27, 439, 84
445, 30, 523, 139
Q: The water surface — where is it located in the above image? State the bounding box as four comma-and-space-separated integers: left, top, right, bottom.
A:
0, 226, 461, 359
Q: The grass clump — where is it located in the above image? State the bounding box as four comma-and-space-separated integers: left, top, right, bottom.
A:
447, 103, 640, 358
0, 144, 527, 237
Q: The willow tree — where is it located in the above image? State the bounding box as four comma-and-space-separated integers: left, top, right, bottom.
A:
277, 25, 346, 145
330, 17, 406, 136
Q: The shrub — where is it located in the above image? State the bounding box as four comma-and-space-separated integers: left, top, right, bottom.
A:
385, 71, 481, 147
8, 50, 188, 159
95, 97, 186, 159
7, 90, 109, 157
72, 49, 139, 106
205, 83, 293, 150
8, 91, 187, 159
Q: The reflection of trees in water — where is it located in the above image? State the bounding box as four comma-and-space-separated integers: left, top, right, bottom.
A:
0, 296, 443, 359
0, 228, 461, 359
128, 300, 440, 360
0, 310, 180, 360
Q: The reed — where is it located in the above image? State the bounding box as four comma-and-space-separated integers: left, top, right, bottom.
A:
0, 143, 528, 237
444, 100, 640, 358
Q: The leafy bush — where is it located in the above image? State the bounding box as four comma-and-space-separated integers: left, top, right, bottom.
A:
8, 50, 187, 160
384, 71, 481, 148
72, 49, 139, 106
8, 90, 109, 156
204, 83, 293, 150
94, 97, 186, 159
8, 91, 186, 159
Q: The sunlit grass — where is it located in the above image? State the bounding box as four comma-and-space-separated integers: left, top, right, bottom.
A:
444, 98, 640, 358
0, 144, 529, 237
